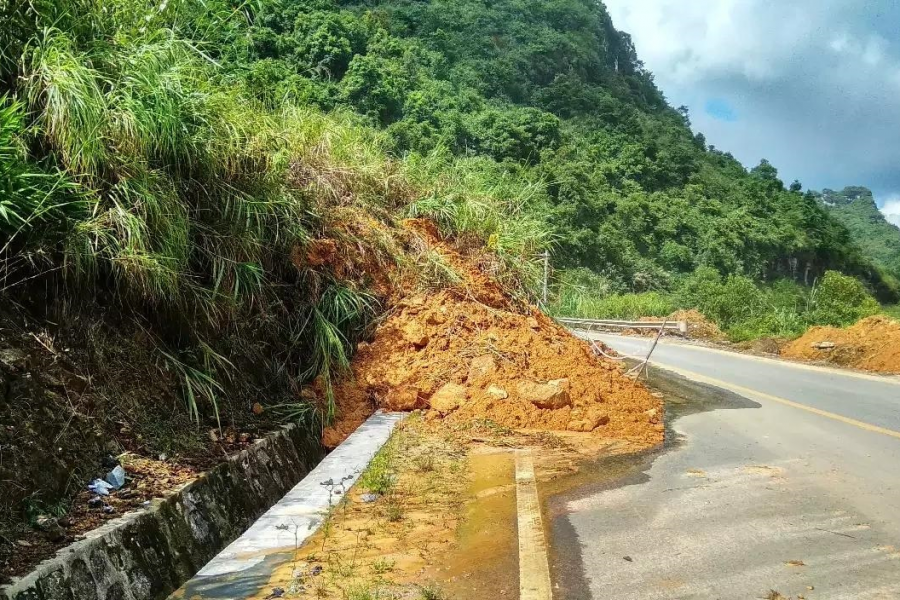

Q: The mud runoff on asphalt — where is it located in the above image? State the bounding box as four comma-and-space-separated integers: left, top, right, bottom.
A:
544, 365, 761, 600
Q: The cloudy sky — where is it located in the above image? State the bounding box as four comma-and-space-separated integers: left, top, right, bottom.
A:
604, 0, 900, 227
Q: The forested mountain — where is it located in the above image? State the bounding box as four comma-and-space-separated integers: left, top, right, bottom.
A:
1, 0, 894, 301
814, 187, 900, 283
227, 0, 897, 299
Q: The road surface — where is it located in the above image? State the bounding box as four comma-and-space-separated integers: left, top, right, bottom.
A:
551, 333, 900, 600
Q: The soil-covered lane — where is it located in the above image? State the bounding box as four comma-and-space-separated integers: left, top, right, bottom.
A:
552, 335, 900, 599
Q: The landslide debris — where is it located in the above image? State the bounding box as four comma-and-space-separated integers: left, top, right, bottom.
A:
323, 221, 663, 448
780, 315, 900, 374
667, 309, 726, 341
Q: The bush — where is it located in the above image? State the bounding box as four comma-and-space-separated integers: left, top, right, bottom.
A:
552, 288, 676, 321
808, 270, 880, 326
675, 268, 764, 329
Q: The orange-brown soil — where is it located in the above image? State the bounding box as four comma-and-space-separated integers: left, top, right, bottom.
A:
668, 309, 726, 341
780, 315, 900, 374
323, 220, 663, 449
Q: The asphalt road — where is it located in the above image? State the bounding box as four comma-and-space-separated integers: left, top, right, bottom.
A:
552, 333, 900, 600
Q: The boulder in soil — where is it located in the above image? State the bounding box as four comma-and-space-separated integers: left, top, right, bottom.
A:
384, 386, 422, 411
516, 380, 571, 409
429, 383, 467, 414
567, 408, 610, 432
402, 322, 429, 348
426, 310, 447, 325
486, 385, 508, 399
35, 515, 65, 542
467, 355, 496, 383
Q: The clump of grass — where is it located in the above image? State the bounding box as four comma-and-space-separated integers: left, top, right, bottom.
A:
412, 454, 436, 473
384, 500, 403, 523
371, 558, 395, 574
417, 584, 446, 600
345, 586, 390, 600
359, 439, 397, 495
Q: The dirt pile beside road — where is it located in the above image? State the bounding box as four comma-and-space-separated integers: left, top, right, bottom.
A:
780, 315, 900, 374
323, 222, 663, 449
668, 309, 726, 341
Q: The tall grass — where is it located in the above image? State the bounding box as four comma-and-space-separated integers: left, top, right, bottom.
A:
1, 0, 553, 427
405, 150, 554, 298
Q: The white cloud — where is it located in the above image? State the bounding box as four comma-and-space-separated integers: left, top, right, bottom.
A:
603, 0, 900, 197
830, 34, 850, 54
881, 195, 900, 228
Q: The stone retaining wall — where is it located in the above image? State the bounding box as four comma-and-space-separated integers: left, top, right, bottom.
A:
1, 425, 323, 600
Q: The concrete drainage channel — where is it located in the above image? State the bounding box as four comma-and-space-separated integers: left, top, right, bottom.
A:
0, 412, 402, 600
176, 411, 404, 599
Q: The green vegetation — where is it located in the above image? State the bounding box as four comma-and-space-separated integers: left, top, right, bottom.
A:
553, 269, 882, 341
0, 0, 549, 431
814, 186, 900, 284
228, 0, 897, 303
359, 436, 397, 495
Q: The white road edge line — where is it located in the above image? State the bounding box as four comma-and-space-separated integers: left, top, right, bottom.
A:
516, 448, 553, 600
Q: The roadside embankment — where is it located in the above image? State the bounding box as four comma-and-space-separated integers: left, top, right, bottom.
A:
1, 425, 322, 600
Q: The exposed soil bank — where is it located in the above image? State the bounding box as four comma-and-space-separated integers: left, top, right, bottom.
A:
780, 315, 900, 374
324, 220, 664, 450
1, 425, 322, 600
0, 300, 285, 581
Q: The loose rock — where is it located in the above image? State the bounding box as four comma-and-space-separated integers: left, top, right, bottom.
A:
467, 355, 496, 383
384, 386, 421, 411
516, 380, 571, 410
402, 322, 429, 348
429, 383, 467, 414
486, 385, 508, 399
35, 515, 65, 542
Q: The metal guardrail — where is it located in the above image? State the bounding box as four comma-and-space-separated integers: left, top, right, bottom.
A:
558, 317, 688, 335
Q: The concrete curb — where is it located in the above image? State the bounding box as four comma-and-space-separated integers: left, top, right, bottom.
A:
176, 411, 405, 599
1, 424, 323, 600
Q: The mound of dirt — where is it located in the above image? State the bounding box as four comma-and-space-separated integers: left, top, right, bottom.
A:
780, 315, 900, 374
668, 309, 726, 341
323, 222, 664, 449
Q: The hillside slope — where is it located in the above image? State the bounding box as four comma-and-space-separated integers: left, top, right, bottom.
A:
814, 186, 900, 282
234, 0, 895, 299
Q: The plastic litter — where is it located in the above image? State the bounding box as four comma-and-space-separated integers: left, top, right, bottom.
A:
105, 465, 126, 490
360, 493, 379, 503
88, 479, 114, 496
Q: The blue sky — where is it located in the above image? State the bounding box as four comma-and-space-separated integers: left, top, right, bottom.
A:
605, 0, 900, 227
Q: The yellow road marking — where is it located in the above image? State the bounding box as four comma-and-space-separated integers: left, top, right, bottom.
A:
515, 449, 553, 600
651, 360, 900, 441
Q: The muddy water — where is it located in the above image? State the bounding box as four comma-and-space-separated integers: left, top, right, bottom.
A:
424, 450, 520, 598
422, 366, 760, 599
